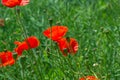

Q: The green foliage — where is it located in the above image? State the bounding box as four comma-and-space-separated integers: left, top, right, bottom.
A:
0, 0, 120, 80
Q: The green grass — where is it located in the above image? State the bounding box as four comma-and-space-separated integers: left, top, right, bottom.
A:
0, 0, 120, 80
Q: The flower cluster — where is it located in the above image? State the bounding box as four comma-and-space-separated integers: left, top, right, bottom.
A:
43, 26, 79, 56
14, 36, 40, 56
0, 36, 40, 67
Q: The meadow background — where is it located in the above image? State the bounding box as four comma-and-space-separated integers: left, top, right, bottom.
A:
0, 0, 120, 80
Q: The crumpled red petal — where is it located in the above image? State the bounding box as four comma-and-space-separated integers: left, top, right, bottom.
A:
57, 38, 78, 56
0, 51, 15, 67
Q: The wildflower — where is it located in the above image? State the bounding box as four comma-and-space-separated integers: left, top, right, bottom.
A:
14, 36, 40, 56
1, 0, 29, 8
0, 51, 15, 67
57, 38, 78, 56
79, 76, 99, 80
14, 41, 29, 56
25, 36, 40, 48
43, 26, 68, 41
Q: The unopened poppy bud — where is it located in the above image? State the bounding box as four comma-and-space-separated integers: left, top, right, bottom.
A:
56, 21, 61, 25
4, 49, 7, 52
49, 18, 53, 26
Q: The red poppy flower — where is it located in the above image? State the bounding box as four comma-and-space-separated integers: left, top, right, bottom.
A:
79, 76, 99, 80
25, 36, 40, 48
0, 51, 15, 67
14, 41, 29, 56
14, 36, 40, 56
43, 26, 68, 41
57, 38, 78, 56
1, 0, 29, 8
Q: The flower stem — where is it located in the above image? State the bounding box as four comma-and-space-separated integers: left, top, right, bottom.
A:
14, 7, 28, 39
49, 18, 53, 54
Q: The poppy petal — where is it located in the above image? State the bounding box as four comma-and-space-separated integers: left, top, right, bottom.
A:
14, 42, 29, 56
43, 26, 68, 41
1, 0, 20, 7
14, 41, 22, 46
57, 38, 78, 56
70, 38, 79, 54
1, 0, 29, 7
19, 0, 29, 6
25, 36, 40, 48
57, 38, 68, 56
0, 51, 15, 67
